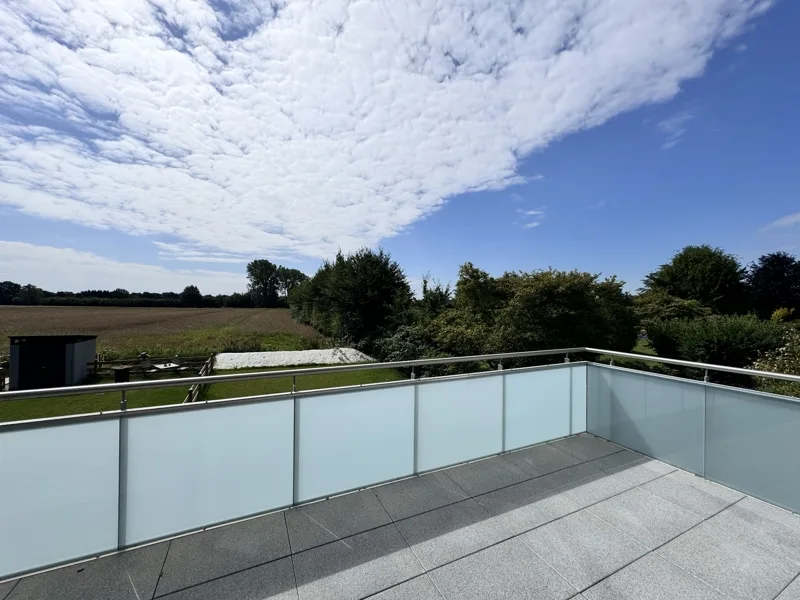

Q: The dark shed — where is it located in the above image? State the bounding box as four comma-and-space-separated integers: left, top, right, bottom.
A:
8, 335, 97, 391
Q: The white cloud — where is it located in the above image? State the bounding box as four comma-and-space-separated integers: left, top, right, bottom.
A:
0, 241, 247, 294
522, 221, 541, 229
515, 207, 545, 229
657, 110, 696, 149
0, 0, 770, 262
761, 213, 800, 232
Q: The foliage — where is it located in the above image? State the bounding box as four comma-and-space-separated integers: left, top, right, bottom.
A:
289, 248, 412, 351
15, 284, 44, 305
752, 328, 800, 397
276, 267, 308, 297
180, 285, 203, 307
635, 289, 712, 328
0, 281, 21, 304
747, 252, 800, 319
490, 270, 639, 354
643, 245, 747, 314
247, 259, 280, 308
771, 307, 795, 323
647, 315, 784, 386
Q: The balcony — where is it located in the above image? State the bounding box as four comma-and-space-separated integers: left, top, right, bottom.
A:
2, 349, 800, 599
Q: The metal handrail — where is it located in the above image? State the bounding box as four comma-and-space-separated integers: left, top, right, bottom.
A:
2, 345, 798, 404
0, 347, 584, 402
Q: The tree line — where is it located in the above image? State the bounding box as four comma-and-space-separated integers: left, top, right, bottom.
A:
0, 259, 308, 309
289, 245, 800, 390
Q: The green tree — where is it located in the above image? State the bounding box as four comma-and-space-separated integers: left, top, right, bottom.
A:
635, 289, 713, 329
491, 270, 638, 353
180, 285, 203, 307
247, 259, 280, 307
643, 245, 747, 314
746, 252, 800, 319
15, 284, 43, 305
288, 248, 412, 349
0, 281, 21, 305
276, 267, 308, 298
648, 315, 784, 386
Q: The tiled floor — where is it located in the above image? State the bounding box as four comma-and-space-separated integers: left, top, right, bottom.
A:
4, 433, 800, 600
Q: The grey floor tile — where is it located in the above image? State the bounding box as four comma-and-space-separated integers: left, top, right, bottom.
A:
156, 513, 290, 597
657, 520, 798, 600
708, 497, 800, 564
588, 450, 643, 472
606, 458, 676, 486
550, 435, 622, 462
588, 487, 702, 549
286, 490, 391, 553
0, 581, 17, 600
561, 471, 635, 510
395, 499, 511, 570
777, 576, 800, 599
158, 557, 297, 600
537, 461, 604, 491
503, 443, 581, 477
370, 575, 443, 600
374, 473, 468, 522
583, 553, 727, 600
520, 509, 647, 590
443, 456, 529, 497
429, 538, 576, 600
642, 471, 743, 518
475, 479, 581, 535
293, 524, 424, 600
8, 542, 168, 600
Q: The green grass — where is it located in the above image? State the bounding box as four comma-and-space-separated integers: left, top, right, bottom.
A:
0, 384, 188, 423
633, 337, 656, 355
205, 365, 407, 400
0, 365, 407, 424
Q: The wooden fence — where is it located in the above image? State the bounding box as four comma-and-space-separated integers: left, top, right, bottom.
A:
183, 355, 215, 403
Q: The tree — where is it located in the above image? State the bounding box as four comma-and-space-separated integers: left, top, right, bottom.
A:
491, 269, 639, 353
15, 284, 43, 305
643, 245, 747, 314
287, 248, 412, 349
746, 252, 800, 319
246, 259, 280, 307
0, 281, 21, 305
180, 285, 203, 307
276, 267, 308, 298
635, 289, 713, 329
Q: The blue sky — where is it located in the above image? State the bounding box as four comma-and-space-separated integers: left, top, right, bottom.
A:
0, 0, 797, 295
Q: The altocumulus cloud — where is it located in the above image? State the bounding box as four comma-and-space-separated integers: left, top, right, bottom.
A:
0, 0, 771, 261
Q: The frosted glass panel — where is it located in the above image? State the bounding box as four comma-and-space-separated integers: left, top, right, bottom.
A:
0, 419, 119, 577
587, 366, 705, 474
571, 364, 587, 434
505, 368, 571, 451
706, 387, 800, 512
124, 400, 293, 545
417, 375, 503, 471
296, 386, 414, 502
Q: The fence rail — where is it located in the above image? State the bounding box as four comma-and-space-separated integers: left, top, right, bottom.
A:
183, 356, 215, 403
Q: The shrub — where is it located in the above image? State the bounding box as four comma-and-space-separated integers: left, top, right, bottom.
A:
647, 315, 784, 386
752, 328, 800, 397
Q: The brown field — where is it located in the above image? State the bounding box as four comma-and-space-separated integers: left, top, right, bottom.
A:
0, 306, 321, 359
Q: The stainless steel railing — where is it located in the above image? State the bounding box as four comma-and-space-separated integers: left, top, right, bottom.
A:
2, 344, 798, 407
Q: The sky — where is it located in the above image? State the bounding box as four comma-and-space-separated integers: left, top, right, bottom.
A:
0, 0, 798, 295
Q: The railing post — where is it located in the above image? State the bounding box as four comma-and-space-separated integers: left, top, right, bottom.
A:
413, 381, 419, 474
564, 354, 570, 364
497, 361, 503, 371
120, 390, 127, 411
292, 375, 297, 393
410, 367, 416, 380
703, 369, 709, 383
609, 358, 615, 366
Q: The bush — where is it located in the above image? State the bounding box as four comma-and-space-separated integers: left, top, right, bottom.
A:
752, 328, 800, 397
647, 315, 784, 386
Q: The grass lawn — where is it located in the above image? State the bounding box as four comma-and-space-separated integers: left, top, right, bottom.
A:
634, 337, 656, 355
0, 384, 188, 423
205, 365, 407, 400
0, 365, 407, 423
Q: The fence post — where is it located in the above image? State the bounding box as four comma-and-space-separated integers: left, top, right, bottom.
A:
120, 390, 127, 411
410, 367, 416, 380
